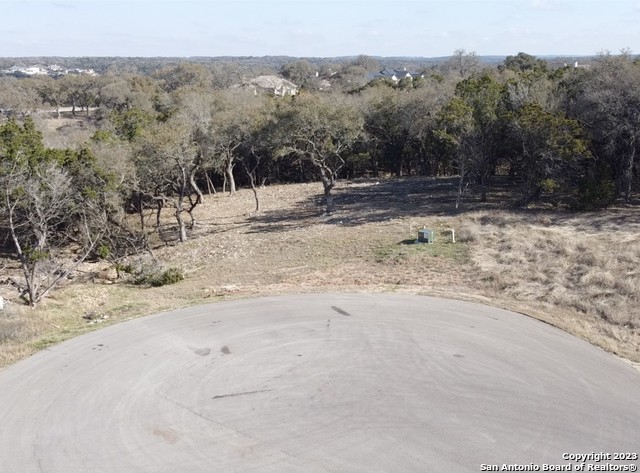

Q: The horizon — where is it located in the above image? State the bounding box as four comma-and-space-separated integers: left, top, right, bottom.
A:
1, 1, 638, 58
0, 53, 606, 60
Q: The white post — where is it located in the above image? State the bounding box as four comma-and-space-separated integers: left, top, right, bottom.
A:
0, 296, 4, 312
449, 229, 455, 243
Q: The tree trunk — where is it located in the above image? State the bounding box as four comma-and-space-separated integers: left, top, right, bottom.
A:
243, 158, 262, 212
187, 208, 196, 230
324, 187, 334, 214
419, 149, 429, 176
370, 154, 379, 178
175, 207, 187, 243
7, 204, 36, 306
226, 157, 236, 195
155, 199, 163, 229
455, 161, 466, 210
248, 174, 261, 212
480, 172, 488, 202
190, 169, 204, 204
206, 172, 216, 195
516, 186, 542, 208
395, 157, 403, 177
456, 176, 464, 210
623, 142, 636, 203
138, 192, 145, 232
319, 172, 335, 214
178, 220, 187, 242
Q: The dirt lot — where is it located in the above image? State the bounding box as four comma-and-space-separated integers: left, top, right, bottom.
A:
1, 176, 639, 369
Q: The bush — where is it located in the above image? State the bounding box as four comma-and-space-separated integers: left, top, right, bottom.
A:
133, 264, 184, 287
149, 267, 184, 287
574, 164, 617, 210
96, 244, 111, 260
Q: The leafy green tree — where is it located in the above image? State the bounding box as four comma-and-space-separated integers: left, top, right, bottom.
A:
36, 77, 67, 119
133, 118, 202, 242
363, 88, 411, 177
281, 60, 316, 87
60, 74, 100, 116
437, 73, 505, 204
506, 103, 590, 206
403, 81, 456, 176
333, 56, 379, 92
275, 93, 364, 214
502, 52, 549, 74
435, 96, 476, 208
206, 90, 270, 195
0, 77, 40, 119
237, 99, 277, 212
173, 89, 219, 195
502, 68, 560, 112
108, 108, 155, 141
569, 51, 640, 202
98, 74, 162, 113
154, 63, 212, 93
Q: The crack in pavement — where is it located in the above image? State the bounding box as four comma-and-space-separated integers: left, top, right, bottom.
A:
211, 389, 273, 400
159, 393, 333, 471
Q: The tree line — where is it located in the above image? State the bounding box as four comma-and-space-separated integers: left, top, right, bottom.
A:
1, 51, 639, 305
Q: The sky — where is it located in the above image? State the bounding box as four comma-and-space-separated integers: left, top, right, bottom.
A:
1, 0, 638, 58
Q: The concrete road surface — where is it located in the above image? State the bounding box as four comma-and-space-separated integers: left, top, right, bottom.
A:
1, 294, 639, 472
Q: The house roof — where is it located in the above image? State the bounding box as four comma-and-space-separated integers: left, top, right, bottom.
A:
367, 68, 423, 81
248, 75, 297, 90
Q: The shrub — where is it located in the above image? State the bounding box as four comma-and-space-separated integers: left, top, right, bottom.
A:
149, 267, 184, 287
96, 244, 111, 260
133, 264, 184, 287
574, 163, 617, 210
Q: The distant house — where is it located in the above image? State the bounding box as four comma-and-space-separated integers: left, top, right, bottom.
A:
563, 61, 591, 70
367, 67, 424, 83
6, 65, 48, 76
46, 64, 67, 77
68, 68, 98, 76
0, 64, 98, 78
233, 75, 298, 96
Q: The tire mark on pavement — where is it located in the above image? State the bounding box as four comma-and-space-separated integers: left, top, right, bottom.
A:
331, 306, 351, 317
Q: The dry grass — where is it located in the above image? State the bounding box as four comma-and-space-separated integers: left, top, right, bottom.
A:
34, 113, 98, 149
460, 211, 640, 327
458, 210, 640, 364
0, 302, 66, 367
2, 177, 639, 369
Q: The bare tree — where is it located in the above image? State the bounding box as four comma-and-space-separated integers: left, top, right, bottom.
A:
0, 77, 40, 119
442, 49, 481, 79
3, 163, 100, 306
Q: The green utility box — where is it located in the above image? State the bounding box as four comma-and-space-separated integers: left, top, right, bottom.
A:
417, 229, 434, 243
